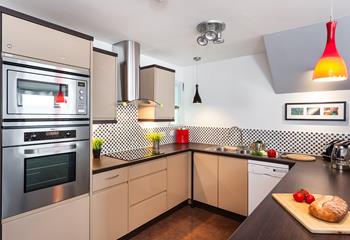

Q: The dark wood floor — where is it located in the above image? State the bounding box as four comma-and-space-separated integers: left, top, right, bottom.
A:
130, 206, 242, 240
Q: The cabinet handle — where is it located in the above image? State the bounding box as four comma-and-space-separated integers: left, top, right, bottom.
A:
105, 174, 119, 180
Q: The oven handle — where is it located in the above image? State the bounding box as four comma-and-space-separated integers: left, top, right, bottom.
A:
24, 143, 77, 155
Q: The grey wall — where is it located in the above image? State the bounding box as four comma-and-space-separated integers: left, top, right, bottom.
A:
264, 15, 350, 93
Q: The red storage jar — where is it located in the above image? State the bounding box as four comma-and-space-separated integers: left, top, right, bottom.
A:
176, 128, 189, 144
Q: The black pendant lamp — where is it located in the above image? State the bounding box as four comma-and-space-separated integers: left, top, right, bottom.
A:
193, 57, 202, 103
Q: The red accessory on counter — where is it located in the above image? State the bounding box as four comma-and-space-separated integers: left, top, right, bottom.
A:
176, 128, 189, 144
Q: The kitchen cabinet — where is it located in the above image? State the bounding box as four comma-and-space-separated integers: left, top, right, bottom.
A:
128, 158, 168, 231
218, 156, 248, 216
92, 168, 128, 240
167, 152, 189, 209
194, 153, 218, 207
2, 14, 91, 69
92, 48, 118, 123
138, 65, 175, 122
2, 196, 89, 240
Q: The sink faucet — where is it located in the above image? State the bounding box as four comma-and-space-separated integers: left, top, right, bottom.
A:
227, 126, 243, 147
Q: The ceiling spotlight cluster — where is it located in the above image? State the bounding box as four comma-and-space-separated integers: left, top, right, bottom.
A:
196, 20, 226, 46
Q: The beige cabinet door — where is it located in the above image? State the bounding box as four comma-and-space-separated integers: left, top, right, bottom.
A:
92, 183, 128, 240
218, 156, 248, 216
2, 196, 89, 240
167, 153, 189, 209
139, 66, 175, 121
154, 67, 175, 120
92, 49, 117, 122
194, 153, 218, 207
2, 14, 91, 69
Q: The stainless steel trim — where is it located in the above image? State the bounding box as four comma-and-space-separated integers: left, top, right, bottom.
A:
2, 53, 90, 76
24, 143, 77, 155
2, 120, 90, 127
2, 140, 90, 219
2, 126, 89, 147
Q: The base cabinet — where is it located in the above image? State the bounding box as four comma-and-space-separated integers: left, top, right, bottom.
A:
194, 153, 219, 207
92, 183, 128, 240
2, 196, 89, 240
218, 156, 248, 216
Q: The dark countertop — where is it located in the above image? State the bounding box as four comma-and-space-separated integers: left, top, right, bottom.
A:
93, 143, 350, 240
92, 143, 295, 174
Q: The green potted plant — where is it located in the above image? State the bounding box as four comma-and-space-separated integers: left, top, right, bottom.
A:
146, 132, 164, 154
92, 138, 105, 159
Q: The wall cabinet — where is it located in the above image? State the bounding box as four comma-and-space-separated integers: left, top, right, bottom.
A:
194, 153, 218, 207
167, 152, 189, 209
218, 156, 248, 216
92, 48, 117, 123
2, 14, 91, 69
139, 65, 175, 122
2, 196, 89, 240
92, 168, 128, 240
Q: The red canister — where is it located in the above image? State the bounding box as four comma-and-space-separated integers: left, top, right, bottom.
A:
176, 128, 189, 144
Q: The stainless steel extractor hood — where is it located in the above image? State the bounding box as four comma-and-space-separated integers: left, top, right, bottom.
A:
112, 40, 159, 106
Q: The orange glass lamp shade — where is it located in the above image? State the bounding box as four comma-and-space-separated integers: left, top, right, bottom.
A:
313, 21, 348, 82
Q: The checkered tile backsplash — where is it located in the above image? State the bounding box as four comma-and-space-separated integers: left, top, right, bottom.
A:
93, 105, 349, 155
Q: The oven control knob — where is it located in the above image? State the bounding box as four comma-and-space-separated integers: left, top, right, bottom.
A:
79, 96, 84, 100
66, 132, 71, 136
79, 90, 84, 94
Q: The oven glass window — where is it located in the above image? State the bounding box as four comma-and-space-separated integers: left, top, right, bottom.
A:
25, 153, 76, 193
17, 79, 68, 107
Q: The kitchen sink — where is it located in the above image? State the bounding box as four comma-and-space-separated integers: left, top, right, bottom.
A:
205, 145, 252, 154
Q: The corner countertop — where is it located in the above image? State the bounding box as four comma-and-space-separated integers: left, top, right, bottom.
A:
92, 143, 350, 240
92, 143, 295, 174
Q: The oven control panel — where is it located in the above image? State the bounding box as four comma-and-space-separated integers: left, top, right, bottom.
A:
24, 130, 76, 142
77, 81, 87, 114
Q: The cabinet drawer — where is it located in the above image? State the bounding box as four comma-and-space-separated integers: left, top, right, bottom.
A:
129, 191, 167, 231
93, 168, 128, 192
2, 14, 91, 69
129, 170, 166, 205
129, 158, 166, 180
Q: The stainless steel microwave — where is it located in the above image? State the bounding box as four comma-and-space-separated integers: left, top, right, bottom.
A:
2, 55, 89, 120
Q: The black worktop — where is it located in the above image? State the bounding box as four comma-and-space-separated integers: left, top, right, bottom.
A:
93, 143, 350, 240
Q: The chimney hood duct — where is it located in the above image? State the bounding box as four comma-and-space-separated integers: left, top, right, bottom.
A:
112, 40, 159, 106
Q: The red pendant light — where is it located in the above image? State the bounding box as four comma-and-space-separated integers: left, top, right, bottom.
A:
56, 85, 65, 103
313, 2, 348, 82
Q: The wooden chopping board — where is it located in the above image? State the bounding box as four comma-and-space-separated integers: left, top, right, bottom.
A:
272, 193, 350, 234
282, 153, 316, 161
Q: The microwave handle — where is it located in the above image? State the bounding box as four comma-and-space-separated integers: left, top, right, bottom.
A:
24, 144, 77, 155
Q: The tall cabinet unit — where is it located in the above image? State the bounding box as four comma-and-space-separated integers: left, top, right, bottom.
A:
138, 65, 175, 122
92, 48, 118, 123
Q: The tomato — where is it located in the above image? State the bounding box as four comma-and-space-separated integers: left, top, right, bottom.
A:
293, 191, 305, 202
299, 189, 310, 197
305, 194, 315, 204
267, 149, 277, 158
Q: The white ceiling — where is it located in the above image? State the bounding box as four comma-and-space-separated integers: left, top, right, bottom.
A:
1, 0, 350, 66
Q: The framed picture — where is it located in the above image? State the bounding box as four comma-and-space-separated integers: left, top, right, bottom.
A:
285, 102, 346, 121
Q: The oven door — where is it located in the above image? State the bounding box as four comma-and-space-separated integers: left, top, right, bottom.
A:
2, 140, 90, 219
2, 58, 89, 120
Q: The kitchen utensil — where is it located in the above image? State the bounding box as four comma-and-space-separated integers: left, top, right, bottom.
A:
282, 153, 316, 161
331, 141, 350, 170
251, 141, 266, 152
272, 193, 350, 234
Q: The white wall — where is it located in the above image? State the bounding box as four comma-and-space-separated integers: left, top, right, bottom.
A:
182, 53, 350, 134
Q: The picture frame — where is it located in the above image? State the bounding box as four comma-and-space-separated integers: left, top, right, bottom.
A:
285, 102, 346, 121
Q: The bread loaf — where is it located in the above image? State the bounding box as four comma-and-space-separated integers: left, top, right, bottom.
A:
309, 195, 348, 223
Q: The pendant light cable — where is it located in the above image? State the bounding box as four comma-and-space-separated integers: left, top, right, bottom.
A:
330, 0, 334, 20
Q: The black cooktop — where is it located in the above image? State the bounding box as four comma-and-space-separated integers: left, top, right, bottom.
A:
106, 148, 165, 161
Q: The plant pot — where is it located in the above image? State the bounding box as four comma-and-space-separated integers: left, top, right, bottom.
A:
93, 149, 101, 159
152, 140, 160, 154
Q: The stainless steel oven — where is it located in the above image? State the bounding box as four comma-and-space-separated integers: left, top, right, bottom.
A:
2, 125, 90, 219
2, 55, 89, 120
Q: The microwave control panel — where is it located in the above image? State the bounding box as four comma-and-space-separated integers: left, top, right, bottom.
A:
77, 81, 87, 114
24, 130, 77, 142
